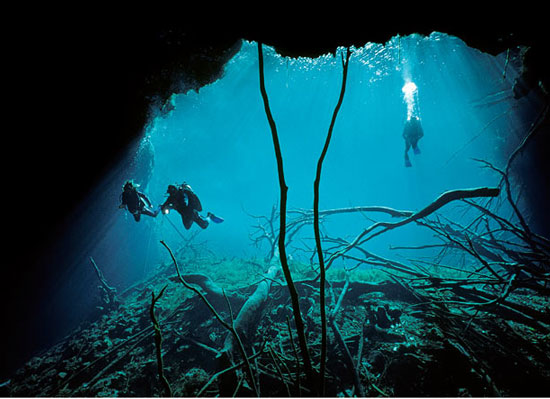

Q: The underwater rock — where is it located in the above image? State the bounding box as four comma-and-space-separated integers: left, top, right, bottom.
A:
179, 368, 209, 396
375, 306, 393, 329
366, 350, 386, 374
366, 302, 403, 330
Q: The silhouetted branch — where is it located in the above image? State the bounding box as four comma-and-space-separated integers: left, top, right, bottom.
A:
314, 47, 351, 393
325, 187, 500, 272
291, 205, 413, 218
257, 42, 315, 394
150, 285, 172, 397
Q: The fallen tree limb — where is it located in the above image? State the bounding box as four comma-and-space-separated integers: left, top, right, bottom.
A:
288, 205, 414, 219
325, 187, 500, 272
223, 264, 280, 355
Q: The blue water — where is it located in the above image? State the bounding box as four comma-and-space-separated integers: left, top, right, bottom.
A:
34, 33, 537, 353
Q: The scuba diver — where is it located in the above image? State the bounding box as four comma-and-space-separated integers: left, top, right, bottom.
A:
160, 182, 224, 230
119, 180, 159, 222
402, 116, 424, 167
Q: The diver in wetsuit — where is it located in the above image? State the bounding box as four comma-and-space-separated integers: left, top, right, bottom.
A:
160, 183, 224, 230
119, 180, 159, 222
403, 116, 424, 167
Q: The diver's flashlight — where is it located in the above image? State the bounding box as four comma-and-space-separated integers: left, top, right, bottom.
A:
162, 207, 170, 215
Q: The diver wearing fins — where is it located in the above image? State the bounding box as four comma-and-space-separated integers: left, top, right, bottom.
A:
160, 182, 224, 230
119, 180, 159, 222
402, 116, 424, 167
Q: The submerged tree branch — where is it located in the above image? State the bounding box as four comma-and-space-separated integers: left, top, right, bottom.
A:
257, 42, 316, 393
150, 285, 172, 397
90, 257, 118, 307
314, 47, 351, 394
325, 187, 500, 272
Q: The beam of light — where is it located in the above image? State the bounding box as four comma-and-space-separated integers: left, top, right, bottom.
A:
402, 80, 418, 120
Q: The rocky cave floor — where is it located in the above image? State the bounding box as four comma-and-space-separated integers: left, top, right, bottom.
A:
4, 251, 550, 397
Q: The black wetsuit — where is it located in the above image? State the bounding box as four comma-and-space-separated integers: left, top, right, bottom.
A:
162, 185, 209, 229
403, 117, 424, 167
121, 187, 156, 222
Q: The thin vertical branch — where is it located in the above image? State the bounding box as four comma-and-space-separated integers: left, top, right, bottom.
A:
150, 285, 172, 397
257, 42, 316, 394
286, 315, 301, 396
314, 47, 351, 394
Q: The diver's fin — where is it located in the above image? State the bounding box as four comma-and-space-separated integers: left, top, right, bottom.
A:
207, 212, 224, 224
413, 146, 421, 155
405, 159, 412, 167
